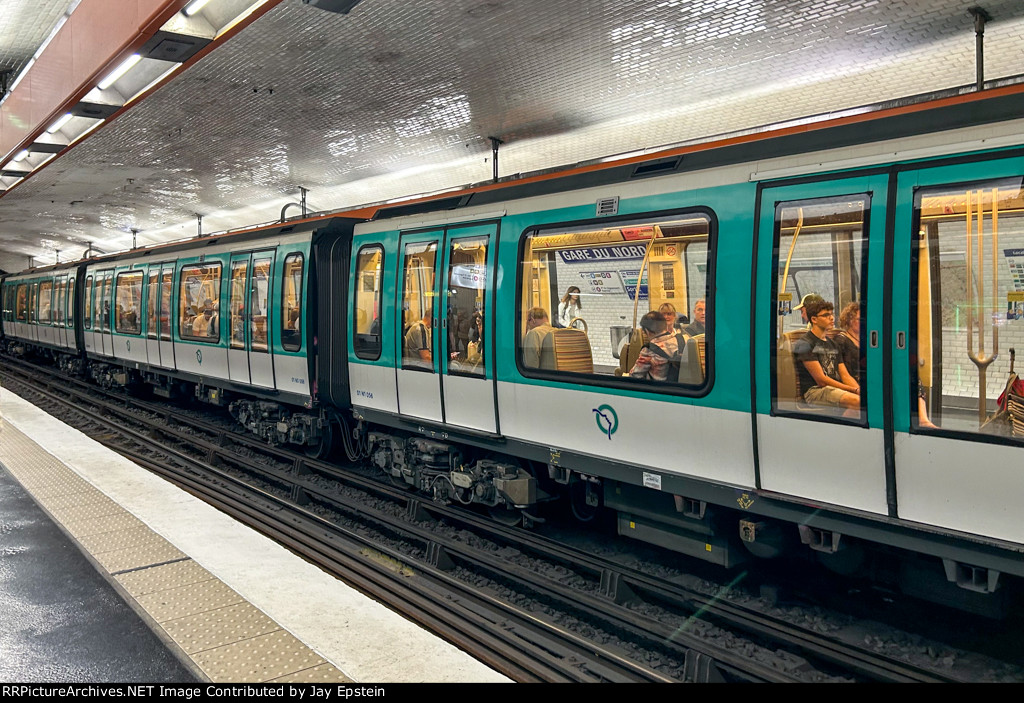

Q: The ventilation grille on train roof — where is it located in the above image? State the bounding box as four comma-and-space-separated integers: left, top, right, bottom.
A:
596, 196, 619, 216
630, 156, 682, 178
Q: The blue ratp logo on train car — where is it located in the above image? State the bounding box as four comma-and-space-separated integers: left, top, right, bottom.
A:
593, 404, 618, 440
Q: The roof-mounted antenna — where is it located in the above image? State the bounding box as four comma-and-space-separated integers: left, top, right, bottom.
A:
196, 213, 203, 238
280, 186, 308, 221
131, 228, 138, 249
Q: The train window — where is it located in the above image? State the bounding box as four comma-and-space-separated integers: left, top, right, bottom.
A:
401, 241, 437, 370
229, 261, 247, 349
15, 284, 27, 321
772, 196, 867, 422
67, 277, 75, 328
281, 254, 303, 352
518, 213, 712, 387
447, 237, 487, 377
115, 271, 143, 335
84, 277, 93, 328
38, 280, 53, 324
147, 270, 159, 339
100, 272, 113, 332
353, 245, 383, 360
54, 277, 65, 326
250, 257, 271, 352
160, 267, 173, 341
28, 283, 37, 323
912, 178, 1024, 438
179, 263, 222, 343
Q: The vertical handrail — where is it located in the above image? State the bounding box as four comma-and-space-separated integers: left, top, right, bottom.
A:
966, 189, 999, 423
778, 208, 804, 342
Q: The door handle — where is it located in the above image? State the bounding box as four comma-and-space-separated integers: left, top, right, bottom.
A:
870, 330, 878, 348
897, 331, 906, 349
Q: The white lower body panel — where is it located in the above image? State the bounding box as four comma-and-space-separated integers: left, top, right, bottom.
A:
758, 416, 887, 514
497, 381, 756, 487
349, 362, 399, 415
895, 432, 1024, 544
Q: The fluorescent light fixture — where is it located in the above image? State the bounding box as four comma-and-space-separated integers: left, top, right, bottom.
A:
183, 0, 213, 16
128, 63, 182, 104
218, 0, 271, 38
69, 119, 106, 146
13, 149, 30, 162
47, 113, 74, 134
97, 54, 142, 90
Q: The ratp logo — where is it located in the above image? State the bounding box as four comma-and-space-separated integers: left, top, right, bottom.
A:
196, 349, 203, 365
592, 404, 618, 440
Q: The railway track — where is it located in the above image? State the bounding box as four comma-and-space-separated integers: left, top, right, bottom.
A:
1, 355, 984, 682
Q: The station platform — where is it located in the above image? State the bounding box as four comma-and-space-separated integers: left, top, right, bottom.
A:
0, 388, 510, 684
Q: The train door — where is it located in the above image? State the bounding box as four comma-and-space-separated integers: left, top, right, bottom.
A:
145, 266, 160, 366
396, 232, 442, 421
395, 225, 498, 430
248, 252, 275, 389
227, 255, 251, 385
99, 269, 114, 355
890, 157, 1024, 545
55, 274, 68, 349
754, 175, 889, 515
158, 264, 175, 369
439, 224, 497, 433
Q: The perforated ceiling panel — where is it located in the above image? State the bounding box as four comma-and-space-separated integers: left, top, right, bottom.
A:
0, 0, 78, 86
2, 0, 1024, 269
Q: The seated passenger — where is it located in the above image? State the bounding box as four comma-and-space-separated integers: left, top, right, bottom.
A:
404, 312, 432, 368
191, 306, 217, 337
629, 311, 681, 382
682, 299, 706, 336
522, 307, 554, 369
658, 303, 682, 334
792, 300, 859, 413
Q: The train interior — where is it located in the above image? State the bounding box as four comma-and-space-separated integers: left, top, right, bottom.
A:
518, 215, 710, 382
916, 180, 1024, 438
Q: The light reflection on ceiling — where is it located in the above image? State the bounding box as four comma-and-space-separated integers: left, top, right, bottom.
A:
1, 0, 1024, 271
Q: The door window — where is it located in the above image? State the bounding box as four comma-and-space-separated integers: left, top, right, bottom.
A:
230, 260, 248, 350
772, 196, 867, 421
447, 236, 488, 377
401, 241, 437, 371
353, 245, 383, 360
912, 178, 1024, 437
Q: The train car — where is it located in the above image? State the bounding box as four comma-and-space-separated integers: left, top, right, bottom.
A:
343, 91, 1024, 616
74, 217, 354, 456
1, 261, 84, 371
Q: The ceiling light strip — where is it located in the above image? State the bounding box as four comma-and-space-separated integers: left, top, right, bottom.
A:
183, 0, 214, 16
97, 54, 142, 91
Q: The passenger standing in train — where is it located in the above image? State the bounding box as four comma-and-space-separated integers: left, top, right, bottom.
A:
404, 311, 432, 368
629, 311, 681, 382
683, 299, 706, 336
522, 307, 554, 369
792, 300, 859, 413
832, 302, 861, 383
558, 287, 583, 328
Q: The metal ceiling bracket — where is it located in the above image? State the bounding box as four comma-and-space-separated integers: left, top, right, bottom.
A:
969, 6, 993, 91
488, 136, 504, 183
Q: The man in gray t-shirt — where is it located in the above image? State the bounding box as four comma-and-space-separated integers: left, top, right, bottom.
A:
791, 299, 860, 413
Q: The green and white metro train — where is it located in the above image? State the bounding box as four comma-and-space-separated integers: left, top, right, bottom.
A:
6, 85, 1024, 615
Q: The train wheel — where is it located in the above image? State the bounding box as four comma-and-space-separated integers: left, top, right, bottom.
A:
305, 419, 335, 460
569, 476, 601, 522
